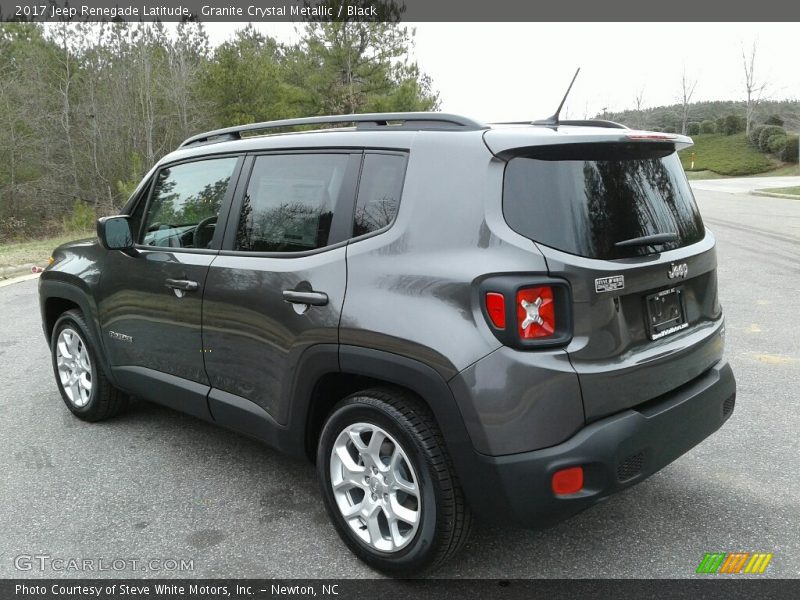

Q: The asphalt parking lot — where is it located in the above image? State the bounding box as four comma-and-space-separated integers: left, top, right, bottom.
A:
0, 187, 798, 579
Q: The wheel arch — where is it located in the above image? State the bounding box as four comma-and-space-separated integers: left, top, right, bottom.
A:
39, 279, 116, 385
291, 345, 478, 491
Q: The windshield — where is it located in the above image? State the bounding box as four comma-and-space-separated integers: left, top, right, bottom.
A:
502, 145, 705, 260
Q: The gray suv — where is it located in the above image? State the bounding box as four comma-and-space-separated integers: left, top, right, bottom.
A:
39, 112, 736, 575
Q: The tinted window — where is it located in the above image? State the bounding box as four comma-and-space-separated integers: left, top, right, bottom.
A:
141, 158, 237, 249
353, 153, 406, 237
503, 147, 704, 260
236, 154, 349, 252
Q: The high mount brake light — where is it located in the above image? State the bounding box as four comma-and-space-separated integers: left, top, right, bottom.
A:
626, 132, 677, 141
517, 286, 555, 339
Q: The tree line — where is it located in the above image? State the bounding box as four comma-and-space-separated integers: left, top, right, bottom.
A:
0, 21, 438, 241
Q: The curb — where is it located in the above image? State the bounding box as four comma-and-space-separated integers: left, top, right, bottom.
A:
752, 190, 800, 200
0, 272, 40, 288
0, 263, 38, 279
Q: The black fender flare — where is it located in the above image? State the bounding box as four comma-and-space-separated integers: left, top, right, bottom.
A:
286, 344, 483, 509
39, 278, 117, 386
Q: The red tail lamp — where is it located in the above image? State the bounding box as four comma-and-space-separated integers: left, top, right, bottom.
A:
517, 286, 555, 339
485, 292, 506, 329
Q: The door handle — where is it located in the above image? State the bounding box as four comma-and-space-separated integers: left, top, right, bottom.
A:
282, 289, 329, 306
165, 279, 199, 292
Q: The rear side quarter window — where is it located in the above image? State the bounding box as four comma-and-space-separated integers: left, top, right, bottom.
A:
353, 153, 407, 237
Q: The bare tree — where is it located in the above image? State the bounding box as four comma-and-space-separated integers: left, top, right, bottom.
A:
742, 41, 768, 137
634, 88, 646, 129
679, 66, 697, 135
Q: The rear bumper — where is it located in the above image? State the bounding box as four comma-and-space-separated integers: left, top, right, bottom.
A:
458, 361, 736, 528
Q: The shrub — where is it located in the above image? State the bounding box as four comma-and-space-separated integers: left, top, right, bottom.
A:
700, 120, 716, 134
764, 114, 784, 126
0, 215, 28, 243
780, 135, 799, 163
687, 122, 701, 136
715, 117, 726, 132
768, 135, 788, 155
723, 114, 745, 135
758, 125, 786, 152
65, 200, 97, 234
662, 125, 677, 134
749, 124, 766, 146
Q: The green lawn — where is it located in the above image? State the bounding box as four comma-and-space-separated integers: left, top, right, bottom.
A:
0, 233, 87, 269
679, 133, 780, 176
757, 186, 800, 197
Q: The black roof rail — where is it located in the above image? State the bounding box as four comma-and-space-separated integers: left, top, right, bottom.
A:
179, 112, 487, 148
552, 119, 629, 129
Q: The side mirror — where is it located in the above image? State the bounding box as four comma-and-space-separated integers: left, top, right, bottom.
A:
97, 216, 137, 254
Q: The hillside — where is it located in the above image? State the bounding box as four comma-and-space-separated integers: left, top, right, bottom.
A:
678, 133, 779, 176
604, 100, 800, 133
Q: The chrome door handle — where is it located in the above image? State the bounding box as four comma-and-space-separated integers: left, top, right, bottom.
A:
282, 290, 329, 306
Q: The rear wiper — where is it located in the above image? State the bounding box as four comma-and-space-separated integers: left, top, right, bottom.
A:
615, 232, 678, 248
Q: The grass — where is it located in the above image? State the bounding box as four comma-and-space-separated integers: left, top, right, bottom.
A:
0, 233, 88, 269
684, 170, 728, 180
679, 133, 781, 177
748, 163, 800, 177
756, 186, 800, 197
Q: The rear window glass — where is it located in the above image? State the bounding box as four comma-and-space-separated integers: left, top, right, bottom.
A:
353, 153, 406, 237
502, 145, 705, 260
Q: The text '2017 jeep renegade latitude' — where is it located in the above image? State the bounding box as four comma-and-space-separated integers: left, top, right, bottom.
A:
39, 112, 736, 575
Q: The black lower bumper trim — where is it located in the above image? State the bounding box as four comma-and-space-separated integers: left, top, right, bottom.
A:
458, 361, 736, 528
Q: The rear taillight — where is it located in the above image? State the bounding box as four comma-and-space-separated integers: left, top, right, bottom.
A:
516, 286, 555, 339
479, 276, 572, 349
485, 292, 506, 329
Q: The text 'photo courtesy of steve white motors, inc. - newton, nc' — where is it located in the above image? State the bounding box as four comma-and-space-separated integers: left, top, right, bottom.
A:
24, 2, 378, 19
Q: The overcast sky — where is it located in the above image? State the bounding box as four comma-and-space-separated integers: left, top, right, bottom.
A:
204, 22, 800, 122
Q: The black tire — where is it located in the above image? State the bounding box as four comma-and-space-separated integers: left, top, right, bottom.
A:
50, 309, 128, 422
317, 387, 472, 576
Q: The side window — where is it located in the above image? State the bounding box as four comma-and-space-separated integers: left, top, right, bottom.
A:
353, 153, 406, 237
236, 153, 350, 252
140, 157, 238, 249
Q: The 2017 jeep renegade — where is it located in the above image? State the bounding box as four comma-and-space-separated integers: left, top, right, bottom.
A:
39, 112, 736, 575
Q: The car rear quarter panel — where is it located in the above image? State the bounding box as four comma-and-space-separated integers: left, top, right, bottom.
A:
339, 131, 586, 454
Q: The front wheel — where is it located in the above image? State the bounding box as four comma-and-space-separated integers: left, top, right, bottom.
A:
317, 388, 472, 575
51, 309, 128, 422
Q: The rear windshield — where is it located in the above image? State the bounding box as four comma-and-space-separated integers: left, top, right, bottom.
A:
502, 144, 705, 260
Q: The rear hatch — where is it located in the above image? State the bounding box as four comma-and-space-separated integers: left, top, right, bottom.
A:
489, 131, 724, 421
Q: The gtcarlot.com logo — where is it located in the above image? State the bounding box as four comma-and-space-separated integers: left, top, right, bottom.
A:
697, 552, 773, 574
14, 554, 194, 573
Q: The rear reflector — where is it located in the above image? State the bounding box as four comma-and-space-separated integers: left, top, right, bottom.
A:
485, 292, 506, 329
517, 286, 555, 339
552, 466, 584, 495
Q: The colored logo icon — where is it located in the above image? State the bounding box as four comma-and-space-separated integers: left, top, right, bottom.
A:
697, 552, 773, 574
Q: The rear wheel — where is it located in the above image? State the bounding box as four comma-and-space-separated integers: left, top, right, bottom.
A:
317, 388, 472, 575
51, 310, 128, 422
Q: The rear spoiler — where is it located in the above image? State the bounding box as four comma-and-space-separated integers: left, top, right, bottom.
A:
484, 127, 693, 160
